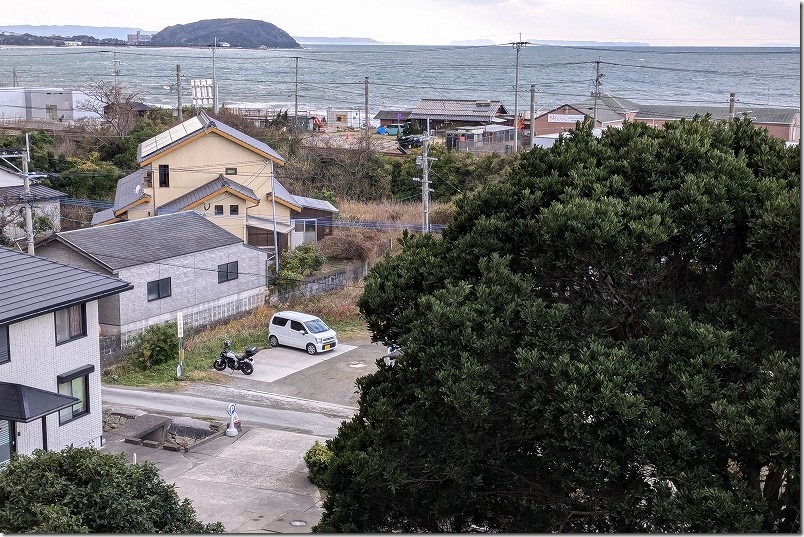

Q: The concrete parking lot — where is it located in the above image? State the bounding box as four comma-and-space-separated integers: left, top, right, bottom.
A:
215, 343, 358, 383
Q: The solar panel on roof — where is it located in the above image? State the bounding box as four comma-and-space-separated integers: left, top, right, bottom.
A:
139, 116, 204, 159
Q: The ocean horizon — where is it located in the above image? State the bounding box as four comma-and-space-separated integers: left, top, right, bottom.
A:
0, 44, 799, 116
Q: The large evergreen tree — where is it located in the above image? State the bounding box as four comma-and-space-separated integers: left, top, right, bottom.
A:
314, 117, 800, 532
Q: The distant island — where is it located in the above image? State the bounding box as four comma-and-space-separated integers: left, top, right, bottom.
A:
0, 19, 302, 49
150, 19, 299, 49
295, 36, 381, 45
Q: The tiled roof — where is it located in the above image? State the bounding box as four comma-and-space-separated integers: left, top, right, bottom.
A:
90, 208, 118, 226
269, 177, 302, 211
373, 110, 412, 120
54, 211, 242, 271
137, 111, 286, 165
112, 166, 151, 210
409, 99, 508, 122
0, 184, 66, 201
0, 246, 132, 325
567, 100, 625, 124
156, 174, 258, 214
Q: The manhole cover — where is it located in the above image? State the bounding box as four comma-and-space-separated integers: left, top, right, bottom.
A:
290, 520, 307, 527
349, 361, 367, 368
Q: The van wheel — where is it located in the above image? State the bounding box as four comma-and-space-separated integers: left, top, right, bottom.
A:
306, 343, 317, 355
269, 335, 279, 347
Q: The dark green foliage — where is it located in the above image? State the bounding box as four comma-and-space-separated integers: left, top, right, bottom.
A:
276, 243, 326, 287
127, 321, 179, 369
315, 117, 800, 532
0, 447, 224, 533
304, 441, 334, 488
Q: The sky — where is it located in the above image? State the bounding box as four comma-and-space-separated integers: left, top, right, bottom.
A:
4, 0, 801, 46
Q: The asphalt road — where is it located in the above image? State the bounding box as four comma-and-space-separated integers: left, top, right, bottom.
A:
102, 338, 388, 436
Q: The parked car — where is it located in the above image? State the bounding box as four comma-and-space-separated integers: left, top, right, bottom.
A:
269, 311, 338, 355
399, 134, 425, 148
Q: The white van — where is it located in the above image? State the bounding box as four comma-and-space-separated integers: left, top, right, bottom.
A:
268, 311, 338, 355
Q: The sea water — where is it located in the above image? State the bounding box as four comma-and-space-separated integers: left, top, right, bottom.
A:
0, 44, 798, 115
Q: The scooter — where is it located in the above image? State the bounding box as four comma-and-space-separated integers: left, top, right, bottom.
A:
212, 340, 257, 375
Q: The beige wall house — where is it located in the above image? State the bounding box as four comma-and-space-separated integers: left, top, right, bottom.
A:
91, 111, 337, 254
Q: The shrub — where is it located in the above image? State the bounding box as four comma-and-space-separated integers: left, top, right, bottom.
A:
318, 229, 382, 261
127, 321, 179, 370
277, 243, 326, 287
304, 440, 334, 488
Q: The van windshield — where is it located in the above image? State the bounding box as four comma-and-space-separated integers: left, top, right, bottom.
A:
304, 319, 330, 333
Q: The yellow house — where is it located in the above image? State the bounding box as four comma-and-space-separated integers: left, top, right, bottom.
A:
91, 111, 337, 253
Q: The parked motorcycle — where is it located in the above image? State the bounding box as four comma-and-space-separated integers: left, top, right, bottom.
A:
212, 340, 257, 375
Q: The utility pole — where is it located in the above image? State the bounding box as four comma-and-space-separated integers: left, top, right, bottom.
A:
364, 76, 370, 142
508, 34, 530, 153
12, 68, 17, 87
22, 134, 33, 254
0, 137, 35, 253
530, 84, 536, 149
176, 64, 183, 121
270, 172, 279, 275
212, 37, 219, 114
592, 60, 602, 127
294, 57, 299, 130
112, 51, 120, 87
413, 137, 436, 233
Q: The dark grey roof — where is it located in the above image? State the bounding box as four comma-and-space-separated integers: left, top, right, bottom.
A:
409, 99, 508, 122
137, 111, 286, 164
156, 174, 258, 214
0, 247, 132, 325
373, 110, 412, 120
0, 381, 79, 423
55, 211, 243, 270
270, 177, 302, 210
635, 105, 799, 124
0, 184, 66, 201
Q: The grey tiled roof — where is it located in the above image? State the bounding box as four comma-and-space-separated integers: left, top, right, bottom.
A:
270, 177, 302, 209
137, 111, 286, 164
635, 105, 799, 124
0, 184, 66, 201
0, 246, 132, 325
156, 174, 258, 214
600, 94, 641, 114
55, 211, 242, 270
410, 99, 508, 122
373, 110, 412, 120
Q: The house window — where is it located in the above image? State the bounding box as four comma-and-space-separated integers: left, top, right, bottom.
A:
147, 277, 171, 301
45, 104, 58, 120
0, 419, 13, 466
0, 324, 8, 364
229, 205, 239, 215
214, 205, 224, 216
57, 365, 94, 424
158, 164, 169, 187
218, 261, 238, 283
55, 304, 86, 345
225, 167, 237, 175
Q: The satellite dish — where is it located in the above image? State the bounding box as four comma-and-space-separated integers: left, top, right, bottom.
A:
134, 184, 142, 194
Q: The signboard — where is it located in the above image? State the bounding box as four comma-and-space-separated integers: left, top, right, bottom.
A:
548, 113, 585, 123
190, 79, 214, 107
228, 403, 237, 416
176, 312, 184, 338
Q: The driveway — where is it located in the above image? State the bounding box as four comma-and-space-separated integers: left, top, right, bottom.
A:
218, 344, 357, 383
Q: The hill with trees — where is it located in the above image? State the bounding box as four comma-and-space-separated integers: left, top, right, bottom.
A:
149, 18, 300, 49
